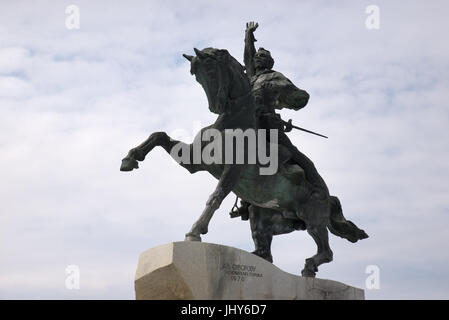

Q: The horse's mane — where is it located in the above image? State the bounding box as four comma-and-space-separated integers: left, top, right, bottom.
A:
192, 48, 249, 88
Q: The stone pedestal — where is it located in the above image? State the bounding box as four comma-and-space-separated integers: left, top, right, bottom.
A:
135, 241, 364, 300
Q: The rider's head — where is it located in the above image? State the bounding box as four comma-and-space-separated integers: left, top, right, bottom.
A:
254, 48, 274, 71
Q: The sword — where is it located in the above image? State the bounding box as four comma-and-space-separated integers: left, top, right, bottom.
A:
284, 119, 328, 139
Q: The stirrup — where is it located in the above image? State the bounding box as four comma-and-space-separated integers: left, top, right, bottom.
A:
229, 196, 249, 220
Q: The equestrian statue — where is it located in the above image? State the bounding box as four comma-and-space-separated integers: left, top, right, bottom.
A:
120, 22, 368, 277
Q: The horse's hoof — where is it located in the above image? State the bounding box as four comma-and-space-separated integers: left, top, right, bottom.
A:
200, 226, 208, 235
120, 157, 139, 171
185, 233, 202, 242
301, 269, 316, 277
302, 258, 317, 277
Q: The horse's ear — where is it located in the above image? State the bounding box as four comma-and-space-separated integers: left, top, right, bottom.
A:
183, 54, 194, 62
194, 47, 206, 59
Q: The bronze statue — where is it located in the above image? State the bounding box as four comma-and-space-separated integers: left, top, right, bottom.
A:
120, 22, 368, 277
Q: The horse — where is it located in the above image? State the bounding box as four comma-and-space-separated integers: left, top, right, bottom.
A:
120, 47, 368, 277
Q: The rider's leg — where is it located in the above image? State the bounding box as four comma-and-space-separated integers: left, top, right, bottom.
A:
277, 132, 329, 195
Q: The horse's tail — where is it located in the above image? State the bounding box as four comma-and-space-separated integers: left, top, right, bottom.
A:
327, 196, 368, 243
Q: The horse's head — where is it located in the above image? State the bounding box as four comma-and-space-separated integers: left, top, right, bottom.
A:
183, 47, 250, 115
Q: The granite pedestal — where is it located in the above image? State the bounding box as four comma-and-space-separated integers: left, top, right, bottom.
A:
135, 241, 364, 300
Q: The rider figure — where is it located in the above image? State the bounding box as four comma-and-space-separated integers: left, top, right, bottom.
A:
231, 22, 328, 219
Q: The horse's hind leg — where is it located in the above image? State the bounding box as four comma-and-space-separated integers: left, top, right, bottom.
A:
249, 206, 305, 263
249, 206, 274, 262
301, 224, 333, 277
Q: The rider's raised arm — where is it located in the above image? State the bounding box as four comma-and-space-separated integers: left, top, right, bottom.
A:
244, 22, 258, 78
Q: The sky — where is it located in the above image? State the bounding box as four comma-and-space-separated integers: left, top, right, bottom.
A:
0, 0, 448, 299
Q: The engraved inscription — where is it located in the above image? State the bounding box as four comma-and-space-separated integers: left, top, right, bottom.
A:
221, 263, 263, 282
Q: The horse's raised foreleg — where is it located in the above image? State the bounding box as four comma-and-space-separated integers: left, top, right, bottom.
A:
185, 165, 242, 241
120, 132, 203, 174
301, 224, 333, 277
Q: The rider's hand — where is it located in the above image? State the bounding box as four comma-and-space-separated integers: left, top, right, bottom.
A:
246, 21, 259, 34
284, 119, 293, 133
